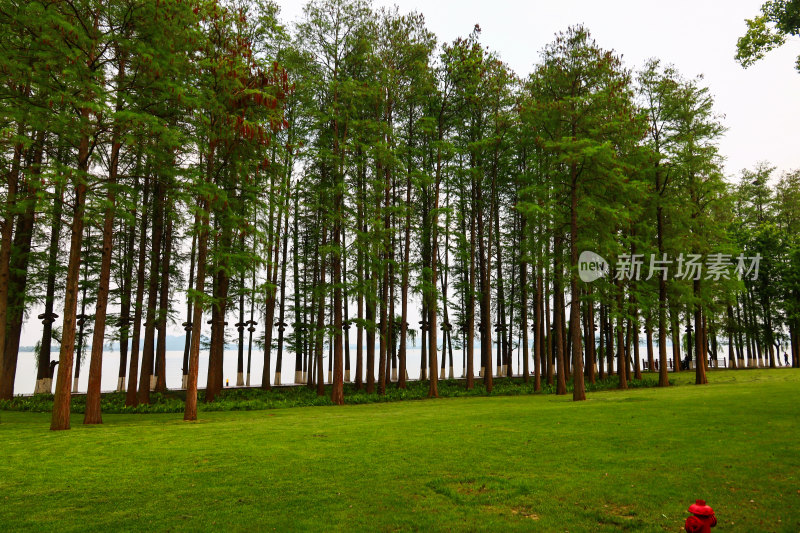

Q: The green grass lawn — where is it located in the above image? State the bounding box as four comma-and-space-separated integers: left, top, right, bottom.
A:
1, 369, 798, 532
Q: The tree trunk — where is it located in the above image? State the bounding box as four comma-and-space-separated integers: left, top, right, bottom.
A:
37, 179, 65, 394
185, 138, 216, 421
477, 182, 492, 392
398, 166, 412, 389
616, 279, 628, 390
670, 305, 681, 374
84, 52, 127, 420
534, 260, 543, 391
0, 122, 25, 399
292, 191, 302, 385
314, 231, 328, 397
126, 171, 150, 407
117, 168, 140, 392
206, 223, 232, 402
633, 314, 642, 381
50, 118, 92, 431
182, 232, 197, 388
84, 139, 123, 421
586, 289, 597, 384
553, 234, 567, 395
465, 186, 477, 390
261, 196, 284, 390
138, 178, 164, 404
545, 265, 554, 386
355, 157, 365, 389
377, 165, 390, 396
694, 280, 707, 385
598, 303, 606, 380
568, 175, 585, 401
184, 206, 210, 421
154, 213, 173, 393
0, 152, 39, 399
1, 128, 44, 399
520, 225, 529, 383
656, 171, 670, 386
276, 207, 290, 386
343, 224, 352, 383
236, 233, 246, 387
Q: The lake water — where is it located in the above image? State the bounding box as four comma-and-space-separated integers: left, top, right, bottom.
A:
10, 339, 759, 395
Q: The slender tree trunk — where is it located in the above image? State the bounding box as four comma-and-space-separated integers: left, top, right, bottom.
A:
185, 138, 218, 421
378, 165, 391, 396
553, 233, 567, 395
0, 122, 25, 398
398, 168, 412, 389
465, 189, 477, 390
207, 223, 232, 402
545, 263, 554, 386
343, 224, 351, 383
694, 280, 707, 385
154, 214, 173, 393
355, 157, 365, 389
598, 303, 606, 379
670, 305, 681, 373
73, 245, 90, 395
117, 179, 138, 392
656, 172, 670, 385
520, 225, 529, 383
306, 223, 320, 390
292, 192, 302, 385
586, 289, 596, 384
37, 180, 65, 394
182, 232, 197, 389
276, 207, 290, 386
645, 319, 655, 373
126, 172, 150, 407
1, 128, 44, 398
365, 263, 376, 392
84, 53, 127, 421
314, 231, 328, 397
51, 114, 92, 431
616, 279, 628, 390
477, 183, 493, 392
84, 154, 121, 420
534, 259, 543, 391
568, 175, 585, 401
247, 236, 257, 387
261, 197, 284, 390
139, 179, 164, 404
184, 205, 210, 421
606, 299, 615, 376
633, 314, 642, 381
0, 149, 39, 399
493, 182, 508, 378
428, 141, 443, 399
236, 233, 246, 387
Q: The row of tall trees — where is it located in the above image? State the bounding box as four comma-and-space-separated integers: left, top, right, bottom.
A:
1, 0, 797, 431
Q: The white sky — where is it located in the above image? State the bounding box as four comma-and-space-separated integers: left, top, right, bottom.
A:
280, 0, 800, 178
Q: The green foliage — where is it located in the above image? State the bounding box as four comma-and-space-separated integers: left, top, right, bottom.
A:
737, 0, 800, 71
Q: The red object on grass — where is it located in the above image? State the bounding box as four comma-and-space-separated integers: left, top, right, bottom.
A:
684, 500, 717, 533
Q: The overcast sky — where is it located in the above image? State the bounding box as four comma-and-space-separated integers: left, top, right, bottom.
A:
280, 0, 800, 178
